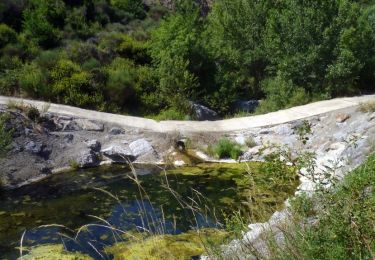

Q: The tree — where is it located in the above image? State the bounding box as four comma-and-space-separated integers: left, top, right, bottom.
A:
22, 0, 66, 48
149, 1, 212, 112
205, 0, 271, 100
0, 23, 17, 48
110, 0, 146, 19
264, 0, 364, 96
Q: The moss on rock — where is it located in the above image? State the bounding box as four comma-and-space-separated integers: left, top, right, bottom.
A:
105, 229, 230, 260
20, 244, 92, 260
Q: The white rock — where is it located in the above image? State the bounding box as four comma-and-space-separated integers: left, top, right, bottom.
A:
235, 135, 246, 145
173, 160, 186, 167
129, 139, 154, 157
101, 145, 134, 162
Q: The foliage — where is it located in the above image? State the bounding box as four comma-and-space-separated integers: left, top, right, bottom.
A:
280, 153, 375, 259
22, 0, 65, 48
0, 0, 375, 118
211, 138, 242, 160
151, 107, 188, 121
256, 73, 311, 113
0, 113, 12, 157
0, 23, 17, 48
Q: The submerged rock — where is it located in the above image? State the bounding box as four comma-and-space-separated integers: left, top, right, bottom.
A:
101, 145, 135, 163
105, 229, 230, 260
20, 244, 91, 260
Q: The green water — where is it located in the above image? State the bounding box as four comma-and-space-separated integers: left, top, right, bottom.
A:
0, 163, 299, 259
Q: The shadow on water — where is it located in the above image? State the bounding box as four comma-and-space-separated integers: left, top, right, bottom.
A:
0, 163, 299, 259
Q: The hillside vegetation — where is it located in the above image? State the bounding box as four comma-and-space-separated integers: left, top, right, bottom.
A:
0, 0, 375, 119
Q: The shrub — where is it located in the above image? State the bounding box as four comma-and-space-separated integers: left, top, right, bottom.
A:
282, 153, 375, 259
51, 59, 104, 108
245, 137, 257, 148
213, 138, 242, 160
151, 107, 188, 121
26, 106, 40, 121
256, 74, 311, 114
18, 63, 48, 98
0, 113, 12, 157
104, 58, 137, 109
0, 23, 17, 48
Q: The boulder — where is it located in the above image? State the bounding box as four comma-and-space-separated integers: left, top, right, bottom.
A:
129, 139, 154, 157
336, 113, 350, 123
77, 150, 100, 168
101, 145, 135, 163
190, 102, 219, 121
86, 140, 101, 152
75, 119, 104, 131
234, 100, 259, 113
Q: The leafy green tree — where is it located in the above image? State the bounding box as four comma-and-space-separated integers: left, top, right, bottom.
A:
18, 62, 49, 98
104, 57, 138, 110
0, 23, 17, 48
264, 0, 364, 96
51, 59, 103, 108
150, 1, 211, 112
22, 0, 66, 48
205, 0, 271, 100
110, 0, 146, 19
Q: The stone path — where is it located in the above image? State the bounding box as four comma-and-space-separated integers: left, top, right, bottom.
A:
1, 95, 375, 133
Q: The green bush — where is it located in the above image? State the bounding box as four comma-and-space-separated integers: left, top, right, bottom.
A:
18, 63, 48, 98
151, 107, 188, 121
213, 138, 242, 160
281, 153, 375, 259
256, 74, 311, 114
51, 59, 104, 108
0, 23, 17, 48
104, 58, 137, 109
0, 114, 12, 158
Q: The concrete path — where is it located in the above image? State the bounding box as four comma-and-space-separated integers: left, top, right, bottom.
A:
1, 95, 375, 133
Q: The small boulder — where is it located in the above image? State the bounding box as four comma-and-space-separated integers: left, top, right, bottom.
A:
109, 127, 125, 135
86, 140, 101, 152
77, 150, 100, 168
190, 102, 219, 121
336, 113, 350, 123
129, 139, 154, 157
101, 145, 135, 163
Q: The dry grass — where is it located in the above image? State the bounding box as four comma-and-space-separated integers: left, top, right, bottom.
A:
358, 101, 375, 113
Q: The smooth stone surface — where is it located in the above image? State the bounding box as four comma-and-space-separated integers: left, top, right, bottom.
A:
129, 139, 154, 157
101, 145, 134, 162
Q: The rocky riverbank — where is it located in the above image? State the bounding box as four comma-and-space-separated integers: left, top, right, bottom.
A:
2, 100, 375, 192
